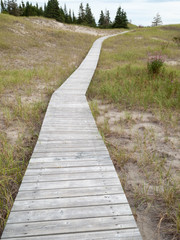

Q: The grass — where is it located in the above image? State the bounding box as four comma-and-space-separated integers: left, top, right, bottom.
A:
88, 26, 180, 111
88, 64, 180, 110
0, 13, 97, 236
87, 24, 180, 239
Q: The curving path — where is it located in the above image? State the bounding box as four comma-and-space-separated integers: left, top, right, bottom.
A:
2, 32, 142, 239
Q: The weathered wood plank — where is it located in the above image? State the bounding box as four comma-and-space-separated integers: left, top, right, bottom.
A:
8, 204, 132, 223
28, 160, 112, 169
23, 171, 117, 183
12, 194, 128, 211
1, 229, 142, 240
2, 215, 137, 238
19, 178, 120, 191
33, 146, 107, 153
30, 156, 110, 162
16, 185, 124, 200
31, 151, 110, 158
38, 134, 102, 141
24, 165, 115, 176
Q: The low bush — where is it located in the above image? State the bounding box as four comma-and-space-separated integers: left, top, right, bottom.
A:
147, 54, 165, 75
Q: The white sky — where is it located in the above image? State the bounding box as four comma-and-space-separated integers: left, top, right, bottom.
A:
16, 0, 180, 26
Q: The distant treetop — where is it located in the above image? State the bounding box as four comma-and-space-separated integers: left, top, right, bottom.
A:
152, 13, 163, 27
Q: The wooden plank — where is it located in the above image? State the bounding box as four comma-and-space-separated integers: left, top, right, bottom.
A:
1, 229, 142, 240
25, 165, 115, 175
31, 151, 110, 158
33, 145, 107, 152
8, 204, 132, 223
16, 185, 124, 200
2, 215, 137, 238
32, 146, 107, 153
12, 194, 128, 211
19, 178, 120, 191
38, 134, 101, 141
34, 139, 104, 144
23, 171, 117, 183
28, 160, 113, 169
30, 156, 110, 162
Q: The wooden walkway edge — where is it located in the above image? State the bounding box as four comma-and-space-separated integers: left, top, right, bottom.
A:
1, 32, 142, 239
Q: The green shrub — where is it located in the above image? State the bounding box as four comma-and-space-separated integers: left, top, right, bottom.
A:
147, 54, 165, 74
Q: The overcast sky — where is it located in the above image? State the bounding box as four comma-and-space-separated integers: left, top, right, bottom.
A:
56, 0, 180, 26
17, 0, 180, 26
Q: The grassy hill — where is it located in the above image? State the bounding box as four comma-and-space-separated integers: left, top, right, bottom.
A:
0, 13, 99, 236
0, 13, 179, 239
87, 24, 180, 239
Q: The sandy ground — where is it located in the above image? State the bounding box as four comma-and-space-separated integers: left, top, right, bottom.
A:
28, 17, 122, 36
93, 100, 180, 240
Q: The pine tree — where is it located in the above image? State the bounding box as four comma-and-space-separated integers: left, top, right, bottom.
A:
7, 0, 20, 16
63, 4, 68, 22
44, 0, 60, 20
104, 10, 111, 28
152, 13, 163, 26
44, 2, 47, 15
98, 10, 105, 27
67, 9, 72, 23
1, 0, 6, 12
113, 6, 128, 28
58, 7, 65, 22
72, 11, 77, 24
20, 1, 25, 14
121, 9, 128, 28
85, 3, 96, 27
77, 3, 85, 24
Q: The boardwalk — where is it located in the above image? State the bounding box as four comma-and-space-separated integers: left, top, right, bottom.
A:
1, 33, 142, 239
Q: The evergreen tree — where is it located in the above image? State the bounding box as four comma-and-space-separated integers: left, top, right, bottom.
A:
19, 1, 25, 15
1, 0, 6, 13
98, 10, 105, 27
68, 9, 72, 23
37, 6, 44, 16
63, 4, 68, 22
23, 2, 37, 16
72, 11, 77, 24
7, 0, 20, 16
58, 7, 65, 22
99, 10, 111, 28
104, 10, 111, 28
85, 3, 96, 27
152, 13, 163, 26
44, 2, 47, 15
113, 6, 128, 28
121, 9, 128, 28
44, 0, 60, 20
77, 3, 85, 24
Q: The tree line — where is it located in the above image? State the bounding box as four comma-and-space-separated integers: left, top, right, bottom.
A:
0, 0, 129, 28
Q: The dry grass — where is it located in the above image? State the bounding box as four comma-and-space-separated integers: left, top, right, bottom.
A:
0, 13, 97, 236
88, 25, 180, 240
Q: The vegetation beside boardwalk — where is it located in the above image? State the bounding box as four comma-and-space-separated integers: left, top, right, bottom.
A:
88, 25, 180, 239
0, 13, 97, 236
88, 26, 180, 111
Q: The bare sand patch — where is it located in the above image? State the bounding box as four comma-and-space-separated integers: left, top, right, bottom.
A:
165, 60, 180, 66
28, 17, 122, 36
92, 100, 180, 240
